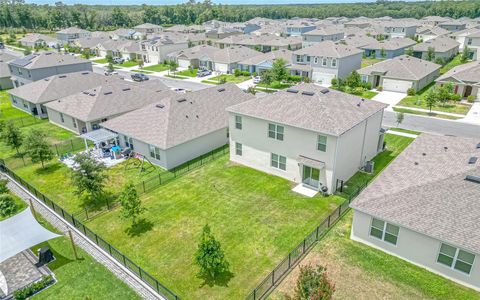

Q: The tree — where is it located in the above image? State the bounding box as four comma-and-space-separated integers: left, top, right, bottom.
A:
70, 153, 107, 204
396, 112, 404, 127
106, 54, 113, 63
344, 70, 361, 88
271, 58, 288, 82
436, 83, 453, 106
195, 224, 230, 280
107, 62, 114, 73
0, 194, 17, 218
137, 58, 144, 68
246, 86, 256, 95
0, 119, 5, 135
119, 183, 145, 225
260, 69, 274, 86
82, 49, 91, 59
23, 129, 54, 168
461, 46, 470, 63
23, 47, 31, 55
2, 122, 23, 154
0, 179, 8, 194
426, 46, 435, 61
425, 88, 437, 112
294, 264, 335, 300
380, 47, 386, 58
405, 47, 414, 56
168, 60, 178, 76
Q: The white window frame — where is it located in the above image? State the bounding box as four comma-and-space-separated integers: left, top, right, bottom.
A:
271, 153, 286, 171
314, 56, 318, 64
467, 38, 472, 46
235, 115, 242, 130
124, 135, 134, 150
437, 243, 475, 275
331, 58, 337, 67
322, 58, 327, 66
317, 135, 327, 152
72, 118, 77, 128
268, 123, 284, 141
149, 144, 160, 160
235, 142, 242, 156
369, 218, 399, 245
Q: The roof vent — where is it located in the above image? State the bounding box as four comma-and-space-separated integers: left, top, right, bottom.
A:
286, 89, 299, 93
177, 98, 187, 103
82, 91, 89, 95
468, 157, 478, 164
320, 88, 329, 94
465, 175, 480, 184
357, 102, 361, 107
89, 93, 96, 96
186, 115, 189, 118
301, 91, 315, 96
59, 75, 67, 78
414, 162, 419, 165
104, 91, 113, 95
444, 146, 448, 151
156, 104, 165, 109
217, 88, 226, 92
122, 88, 131, 91
422, 153, 426, 156
45, 52, 52, 55
81, 72, 89, 75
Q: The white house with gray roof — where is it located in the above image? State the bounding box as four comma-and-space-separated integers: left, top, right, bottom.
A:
8, 52, 92, 87
412, 36, 459, 62
227, 83, 387, 194
293, 41, 363, 84
302, 27, 344, 47
436, 61, 480, 99
101, 84, 253, 169
358, 55, 441, 93
56, 27, 91, 43
351, 134, 480, 291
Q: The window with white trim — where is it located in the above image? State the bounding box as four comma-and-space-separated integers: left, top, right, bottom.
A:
437, 243, 475, 275
314, 56, 318, 64
370, 218, 399, 245
268, 123, 284, 141
467, 38, 472, 46
235, 142, 242, 156
317, 135, 327, 152
271, 153, 286, 171
124, 135, 134, 150
72, 118, 77, 128
331, 58, 337, 67
149, 144, 160, 160
235, 115, 242, 130
322, 58, 327, 66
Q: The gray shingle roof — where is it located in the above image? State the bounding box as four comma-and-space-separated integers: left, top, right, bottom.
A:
358, 55, 441, 81
212, 46, 259, 63
19, 33, 57, 44
0, 52, 17, 78
9, 52, 91, 70
44, 78, 172, 122
351, 134, 480, 254
294, 40, 363, 58
171, 45, 221, 60
56, 26, 90, 34
101, 84, 253, 149
361, 37, 416, 51
303, 27, 344, 36
238, 49, 293, 66
227, 83, 387, 137
412, 36, 459, 53
436, 60, 480, 84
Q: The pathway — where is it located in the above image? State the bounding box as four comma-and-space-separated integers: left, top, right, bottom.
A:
371, 91, 407, 109
461, 101, 480, 125
385, 129, 418, 138
3, 175, 163, 300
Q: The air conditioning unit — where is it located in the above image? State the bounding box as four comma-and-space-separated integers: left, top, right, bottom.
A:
364, 161, 375, 174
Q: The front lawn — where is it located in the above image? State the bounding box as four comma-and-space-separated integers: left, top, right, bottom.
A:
361, 57, 383, 68
115, 60, 138, 68
256, 81, 293, 90
204, 74, 251, 84
393, 107, 462, 120
271, 211, 480, 300
92, 58, 109, 64
398, 83, 471, 115
388, 127, 422, 136
140, 64, 170, 72
360, 90, 378, 99
87, 154, 345, 299
176, 68, 198, 77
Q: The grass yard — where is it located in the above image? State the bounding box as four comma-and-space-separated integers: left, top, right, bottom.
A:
115, 60, 139, 68
361, 57, 383, 68
141, 64, 170, 72
131, 69, 154, 74
205, 74, 251, 84
176, 68, 198, 77
360, 90, 378, 99
440, 54, 464, 75
271, 211, 480, 300
0, 192, 27, 221
165, 74, 188, 79
398, 83, 471, 115
86, 154, 345, 299
0, 90, 31, 120
256, 82, 293, 90
393, 107, 462, 120
92, 58, 109, 64
388, 127, 422, 136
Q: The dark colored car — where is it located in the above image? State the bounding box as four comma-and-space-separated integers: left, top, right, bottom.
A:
131, 73, 150, 82
196, 69, 212, 77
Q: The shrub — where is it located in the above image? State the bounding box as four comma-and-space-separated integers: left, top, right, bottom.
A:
360, 81, 372, 90
288, 75, 302, 82
352, 87, 365, 95
233, 68, 242, 77
377, 85, 383, 91
13, 275, 55, 300
467, 95, 475, 103
294, 265, 335, 300
0, 179, 8, 194
0, 194, 17, 218
407, 87, 416, 96
219, 76, 227, 84
450, 93, 461, 102
330, 78, 338, 86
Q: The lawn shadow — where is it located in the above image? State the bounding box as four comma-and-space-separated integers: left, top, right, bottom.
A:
80, 191, 116, 212
198, 270, 235, 288
125, 218, 154, 237
35, 240, 81, 271
34, 162, 62, 175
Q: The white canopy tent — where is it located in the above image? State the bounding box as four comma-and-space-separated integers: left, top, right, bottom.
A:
0, 209, 61, 263
80, 129, 119, 151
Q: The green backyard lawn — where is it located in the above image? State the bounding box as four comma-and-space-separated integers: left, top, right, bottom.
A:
141, 64, 170, 72
256, 81, 293, 90
176, 68, 198, 77
361, 57, 383, 68
440, 54, 464, 75
0, 90, 31, 120
86, 154, 345, 300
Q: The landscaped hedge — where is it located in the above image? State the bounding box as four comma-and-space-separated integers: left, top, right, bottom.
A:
13, 275, 55, 300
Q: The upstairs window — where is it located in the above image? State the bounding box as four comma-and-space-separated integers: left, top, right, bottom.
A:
322, 58, 327, 66
268, 123, 284, 141
317, 135, 327, 152
332, 59, 337, 67
235, 115, 242, 130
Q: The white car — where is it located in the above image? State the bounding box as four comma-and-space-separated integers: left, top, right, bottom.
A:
253, 76, 261, 84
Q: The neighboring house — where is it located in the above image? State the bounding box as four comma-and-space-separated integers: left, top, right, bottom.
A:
293, 40, 363, 84
19, 33, 59, 48
344, 20, 371, 29
438, 21, 467, 32
451, 27, 480, 49
358, 55, 440, 93
210, 46, 259, 73
284, 20, 316, 36
361, 37, 417, 59
101, 84, 253, 170
7, 71, 107, 118
436, 61, 480, 99
164, 24, 205, 34
227, 83, 387, 194
302, 27, 344, 47
233, 35, 302, 53
72, 37, 109, 53
44, 79, 174, 134
205, 28, 243, 40
415, 26, 450, 42
383, 22, 417, 38
167, 44, 221, 69
133, 23, 163, 36
8, 52, 92, 87
238, 49, 293, 74
0, 52, 17, 90
228, 22, 262, 34
140, 35, 188, 64
340, 35, 378, 49
462, 30, 480, 61
421, 16, 452, 27
350, 134, 480, 292
110, 28, 136, 40
412, 36, 460, 61
56, 27, 91, 43
215, 35, 251, 49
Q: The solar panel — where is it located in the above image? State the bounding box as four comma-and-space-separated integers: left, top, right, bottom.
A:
301, 91, 315, 96
465, 175, 480, 184
177, 98, 187, 103
286, 89, 299, 93
320, 88, 329, 94
11, 54, 36, 67
104, 91, 113, 95
217, 88, 225, 92
468, 157, 478, 164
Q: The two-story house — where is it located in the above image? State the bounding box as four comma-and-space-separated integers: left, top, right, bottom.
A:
463, 30, 480, 61
7, 52, 92, 87
412, 36, 459, 62
438, 21, 467, 33
140, 35, 188, 64
0, 52, 17, 90
227, 83, 387, 195
133, 23, 163, 37
292, 40, 363, 84
361, 37, 417, 59
302, 27, 344, 47
56, 27, 91, 44
383, 22, 417, 38
284, 20, 316, 37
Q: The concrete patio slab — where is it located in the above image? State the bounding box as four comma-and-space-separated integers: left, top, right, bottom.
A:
292, 184, 318, 198
372, 91, 407, 109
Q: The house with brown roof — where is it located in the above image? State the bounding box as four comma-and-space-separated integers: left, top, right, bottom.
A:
436, 61, 480, 99
101, 84, 253, 169
227, 83, 387, 194
350, 134, 480, 291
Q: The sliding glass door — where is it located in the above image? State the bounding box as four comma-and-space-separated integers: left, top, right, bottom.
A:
302, 165, 320, 189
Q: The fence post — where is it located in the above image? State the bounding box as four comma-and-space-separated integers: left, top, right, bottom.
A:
143, 181, 145, 193
158, 173, 161, 185
272, 270, 275, 285
55, 144, 59, 156
70, 139, 74, 151
85, 208, 89, 220
338, 205, 342, 217
253, 289, 256, 300
327, 215, 331, 227
106, 197, 110, 210
288, 253, 291, 268
303, 239, 306, 252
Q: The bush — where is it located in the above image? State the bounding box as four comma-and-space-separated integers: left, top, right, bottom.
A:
0, 179, 8, 194
288, 75, 302, 82
407, 87, 416, 96
377, 85, 383, 91
0, 194, 17, 218
450, 93, 461, 102
294, 265, 335, 300
467, 95, 475, 103
360, 81, 372, 90
330, 78, 338, 86
233, 69, 242, 77
269, 81, 284, 89
13, 275, 55, 300
352, 87, 365, 95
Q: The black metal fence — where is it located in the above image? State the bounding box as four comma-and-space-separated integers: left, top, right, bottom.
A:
0, 159, 181, 300
245, 179, 370, 300
2, 115, 41, 128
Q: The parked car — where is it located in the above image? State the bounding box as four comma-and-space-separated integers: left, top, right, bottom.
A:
197, 69, 212, 77
104, 70, 118, 76
170, 87, 188, 93
131, 73, 149, 82
253, 76, 261, 84
113, 57, 125, 64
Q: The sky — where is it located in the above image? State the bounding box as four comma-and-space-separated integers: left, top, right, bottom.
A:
25, 0, 414, 6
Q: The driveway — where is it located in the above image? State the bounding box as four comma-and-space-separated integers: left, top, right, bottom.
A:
461, 101, 480, 125
372, 91, 407, 109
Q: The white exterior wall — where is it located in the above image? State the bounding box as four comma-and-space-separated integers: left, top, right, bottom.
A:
351, 209, 480, 292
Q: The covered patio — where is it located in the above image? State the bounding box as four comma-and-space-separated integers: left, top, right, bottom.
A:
292, 155, 327, 197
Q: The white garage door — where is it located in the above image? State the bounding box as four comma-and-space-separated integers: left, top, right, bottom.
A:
383, 78, 413, 93
215, 63, 229, 73
178, 59, 191, 68
311, 72, 335, 84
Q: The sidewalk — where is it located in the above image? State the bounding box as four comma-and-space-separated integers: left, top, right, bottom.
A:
385, 129, 418, 138
461, 101, 480, 125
